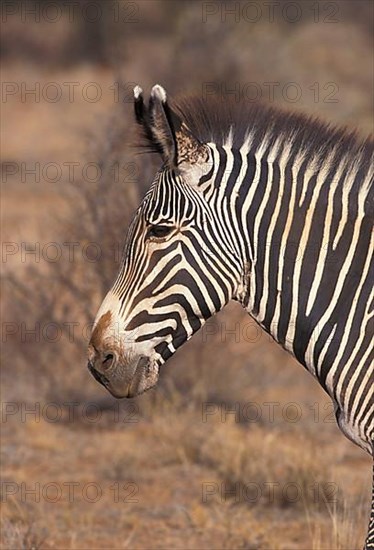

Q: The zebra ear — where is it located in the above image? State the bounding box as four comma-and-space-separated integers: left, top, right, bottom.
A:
134, 85, 210, 174
148, 85, 178, 167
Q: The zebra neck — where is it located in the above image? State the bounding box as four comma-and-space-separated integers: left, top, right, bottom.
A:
217, 139, 373, 391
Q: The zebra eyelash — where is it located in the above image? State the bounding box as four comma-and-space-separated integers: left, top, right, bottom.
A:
146, 224, 176, 240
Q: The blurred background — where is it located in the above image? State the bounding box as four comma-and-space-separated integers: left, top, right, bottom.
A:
1, 1, 373, 548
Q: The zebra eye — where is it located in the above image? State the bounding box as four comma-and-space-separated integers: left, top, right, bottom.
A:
146, 225, 174, 240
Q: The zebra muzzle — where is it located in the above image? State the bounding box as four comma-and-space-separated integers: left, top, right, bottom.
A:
87, 349, 159, 399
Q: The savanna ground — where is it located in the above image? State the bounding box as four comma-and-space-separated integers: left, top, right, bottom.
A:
1, 1, 373, 548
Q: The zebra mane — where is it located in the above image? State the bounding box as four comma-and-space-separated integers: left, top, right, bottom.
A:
134, 93, 373, 175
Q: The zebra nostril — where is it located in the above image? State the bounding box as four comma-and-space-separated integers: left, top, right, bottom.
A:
102, 352, 115, 371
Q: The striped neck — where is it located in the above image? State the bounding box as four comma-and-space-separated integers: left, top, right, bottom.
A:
205, 135, 372, 385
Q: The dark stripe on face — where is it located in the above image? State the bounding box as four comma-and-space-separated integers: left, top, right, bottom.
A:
125, 310, 183, 333
132, 252, 182, 305
154, 292, 204, 331
180, 239, 222, 311
155, 266, 212, 321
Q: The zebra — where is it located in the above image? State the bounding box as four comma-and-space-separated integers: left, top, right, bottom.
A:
87, 84, 374, 547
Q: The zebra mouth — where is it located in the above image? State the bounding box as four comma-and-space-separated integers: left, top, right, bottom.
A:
87, 355, 160, 398
126, 356, 159, 398
87, 361, 111, 389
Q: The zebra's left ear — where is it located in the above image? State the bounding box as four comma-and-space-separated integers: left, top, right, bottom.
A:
134, 85, 211, 177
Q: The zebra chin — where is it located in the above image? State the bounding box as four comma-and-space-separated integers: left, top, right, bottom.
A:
87, 352, 160, 399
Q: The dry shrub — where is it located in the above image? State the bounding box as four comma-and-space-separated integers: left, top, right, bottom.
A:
3, 97, 155, 404
0, 516, 47, 550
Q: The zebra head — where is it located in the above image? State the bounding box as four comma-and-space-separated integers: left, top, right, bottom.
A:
87, 85, 244, 397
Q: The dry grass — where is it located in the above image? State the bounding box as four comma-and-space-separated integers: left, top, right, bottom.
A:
1, 394, 370, 549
